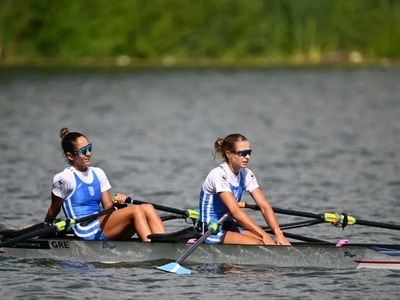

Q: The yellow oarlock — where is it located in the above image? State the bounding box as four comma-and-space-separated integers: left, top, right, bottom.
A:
187, 209, 199, 222
324, 212, 356, 226
53, 219, 76, 232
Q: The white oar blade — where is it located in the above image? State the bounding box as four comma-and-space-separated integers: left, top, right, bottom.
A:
156, 262, 192, 275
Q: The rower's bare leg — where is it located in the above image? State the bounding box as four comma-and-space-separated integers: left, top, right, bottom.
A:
222, 231, 263, 245
100, 206, 152, 241
243, 230, 276, 244
140, 203, 167, 234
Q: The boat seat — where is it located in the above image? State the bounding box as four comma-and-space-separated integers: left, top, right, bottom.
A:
148, 226, 201, 243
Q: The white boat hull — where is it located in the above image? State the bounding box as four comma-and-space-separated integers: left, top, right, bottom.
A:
2, 238, 400, 270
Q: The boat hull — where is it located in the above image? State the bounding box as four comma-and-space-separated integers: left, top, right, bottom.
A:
2, 238, 400, 270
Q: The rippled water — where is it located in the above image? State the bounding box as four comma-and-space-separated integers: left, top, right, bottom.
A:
0, 67, 399, 299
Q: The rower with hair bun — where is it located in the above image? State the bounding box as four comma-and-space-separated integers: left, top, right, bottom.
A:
198, 133, 290, 245
44, 128, 166, 241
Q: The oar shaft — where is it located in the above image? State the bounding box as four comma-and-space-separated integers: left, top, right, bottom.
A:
281, 232, 330, 243
243, 203, 324, 219
160, 214, 185, 222
126, 198, 189, 217
243, 202, 400, 231
176, 213, 230, 264
0, 225, 58, 247
272, 206, 324, 219
176, 231, 209, 264
276, 219, 325, 230
0, 206, 116, 248
75, 206, 115, 223
355, 219, 400, 230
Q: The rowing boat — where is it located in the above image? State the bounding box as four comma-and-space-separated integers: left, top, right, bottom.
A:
2, 200, 400, 272
1, 227, 400, 270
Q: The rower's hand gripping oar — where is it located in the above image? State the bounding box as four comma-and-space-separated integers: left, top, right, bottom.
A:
125, 198, 199, 224
240, 202, 400, 231
0, 206, 117, 248
156, 213, 230, 275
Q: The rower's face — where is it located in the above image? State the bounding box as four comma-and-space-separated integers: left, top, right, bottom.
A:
226, 140, 251, 173
66, 136, 92, 170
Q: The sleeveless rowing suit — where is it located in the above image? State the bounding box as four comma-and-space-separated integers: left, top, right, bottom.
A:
199, 162, 259, 244
51, 166, 111, 240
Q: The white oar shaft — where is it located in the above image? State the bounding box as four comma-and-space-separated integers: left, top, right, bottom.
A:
176, 213, 230, 264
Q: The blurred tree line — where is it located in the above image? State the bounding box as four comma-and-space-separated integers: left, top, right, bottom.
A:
0, 0, 399, 66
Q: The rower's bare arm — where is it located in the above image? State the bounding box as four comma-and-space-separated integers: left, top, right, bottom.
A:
44, 193, 64, 223
101, 190, 115, 209
219, 191, 270, 240
251, 188, 291, 245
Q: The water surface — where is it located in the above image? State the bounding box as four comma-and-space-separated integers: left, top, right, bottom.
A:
0, 67, 399, 299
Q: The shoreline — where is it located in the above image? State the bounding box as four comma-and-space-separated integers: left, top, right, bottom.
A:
0, 55, 398, 69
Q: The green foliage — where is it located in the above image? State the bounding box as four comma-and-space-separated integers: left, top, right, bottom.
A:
0, 0, 399, 64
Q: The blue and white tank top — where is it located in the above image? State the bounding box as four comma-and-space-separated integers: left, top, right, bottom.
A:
51, 166, 111, 239
62, 169, 102, 219
199, 162, 259, 224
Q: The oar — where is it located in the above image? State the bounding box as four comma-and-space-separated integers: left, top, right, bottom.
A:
0, 222, 50, 239
156, 213, 230, 275
276, 219, 325, 231
160, 214, 186, 222
240, 202, 400, 230
1, 198, 149, 240
125, 198, 199, 221
261, 225, 330, 243
0, 207, 116, 248
281, 232, 329, 243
